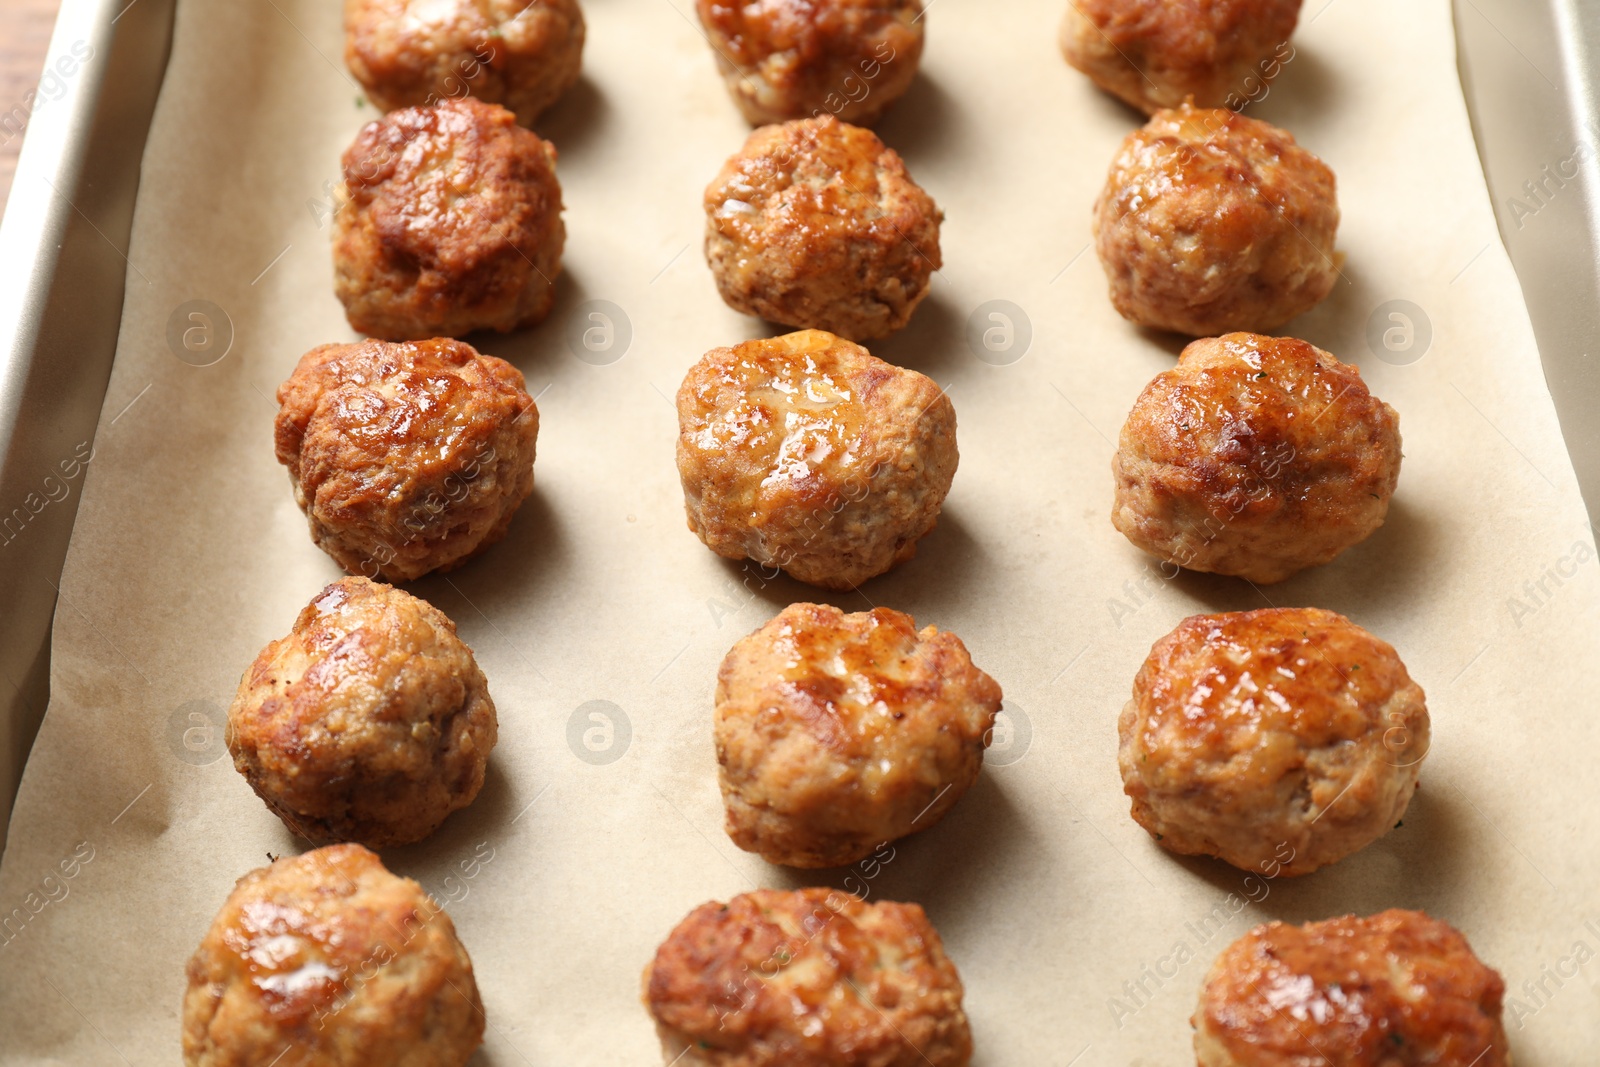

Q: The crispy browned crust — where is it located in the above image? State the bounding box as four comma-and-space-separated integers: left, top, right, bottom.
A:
696, 0, 924, 125
1111, 333, 1400, 583
644, 888, 972, 1066
275, 337, 538, 582
225, 577, 498, 848
1093, 104, 1339, 337
715, 602, 1002, 868
333, 97, 564, 340
675, 329, 957, 589
1061, 0, 1302, 114
1195, 910, 1509, 1067
182, 844, 484, 1067
1119, 607, 1428, 876
705, 116, 942, 341
345, 0, 585, 125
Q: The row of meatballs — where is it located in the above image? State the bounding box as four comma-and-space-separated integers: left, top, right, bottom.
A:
218, 586, 1430, 884
184, 0, 1484, 1064
191, 576, 1499, 1065
275, 325, 1398, 593
344, 0, 1308, 129
216, 569, 1429, 880
187, 847, 1508, 1067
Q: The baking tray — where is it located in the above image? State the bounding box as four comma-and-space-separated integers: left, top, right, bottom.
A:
0, 0, 174, 851
0, 0, 1593, 1062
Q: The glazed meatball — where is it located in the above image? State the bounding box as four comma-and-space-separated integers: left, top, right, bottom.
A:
1093, 104, 1338, 336
645, 888, 972, 1066
182, 844, 484, 1067
676, 329, 957, 589
705, 116, 942, 341
346, 0, 585, 126
1111, 333, 1400, 583
1119, 608, 1428, 876
276, 337, 538, 582
334, 96, 564, 340
1060, 0, 1301, 115
696, 0, 925, 126
1195, 910, 1509, 1066
716, 602, 1001, 868
226, 577, 498, 848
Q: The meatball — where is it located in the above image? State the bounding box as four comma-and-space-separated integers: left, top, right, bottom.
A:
1060, 0, 1301, 115
1118, 608, 1428, 877
676, 329, 958, 589
1093, 104, 1339, 336
182, 844, 484, 1067
1111, 333, 1400, 583
333, 97, 564, 340
696, 0, 925, 126
345, 0, 585, 126
705, 115, 942, 341
275, 337, 539, 582
716, 602, 1001, 868
644, 888, 972, 1066
226, 577, 498, 848
1195, 910, 1509, 1067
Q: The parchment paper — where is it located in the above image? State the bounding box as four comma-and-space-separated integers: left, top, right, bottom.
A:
2, 0, 1599, 1062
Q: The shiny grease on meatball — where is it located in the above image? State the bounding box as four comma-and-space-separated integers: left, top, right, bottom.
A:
182, 844, 484, 1067
226, 577, 498, 848
705, 115, 942, 341
334, 97, 564, 340
1093, 103, 1339, 336
276, 337, 538, 582
1111, 333, 1400, 584
716, 602, 1002, 868
645, 888, 972, 1067
346, 0, 586, 126
1060, 0, 1301, 115
1119, 608, 1428, 876
676, 329, 958, 590
696, 0, 925, 126
1196, 910, 1509, 1067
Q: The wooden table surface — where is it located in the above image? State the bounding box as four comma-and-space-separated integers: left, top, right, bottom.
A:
0, 0, 64, 217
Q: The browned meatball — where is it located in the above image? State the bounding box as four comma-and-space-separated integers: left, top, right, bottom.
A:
696, 0, 925, 125
275, 337, 538, 582
716, 602, 1002, 868
644, 888, 972, 1066
1112, 334, 1400, 583
1060, 0, 1301, 115
1119, 608, 1428, 877
182, 844, 484, 1067
1093, 104, 1339, 336
346, 0, 585, 126
333, 97, 564, 340
226, 577, 498, 848
1195, 910, 1510, 1066
676, 329, 958, 589
705, 116, 942, 341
